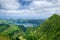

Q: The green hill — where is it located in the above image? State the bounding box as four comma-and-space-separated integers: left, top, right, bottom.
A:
0, 24, 25, 40
0, 14, 60, 40
26, 14, 60, 40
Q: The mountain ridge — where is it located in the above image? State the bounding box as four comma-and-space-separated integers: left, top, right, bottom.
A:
32, 14, 60, 40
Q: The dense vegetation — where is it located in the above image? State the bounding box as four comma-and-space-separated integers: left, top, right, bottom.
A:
0, 14, 60, 40
26, 14, 60, 40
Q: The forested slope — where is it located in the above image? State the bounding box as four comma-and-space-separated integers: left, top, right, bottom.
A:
26, 14, 60, 40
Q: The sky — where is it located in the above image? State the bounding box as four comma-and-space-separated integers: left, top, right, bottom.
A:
0, 0, 60, 19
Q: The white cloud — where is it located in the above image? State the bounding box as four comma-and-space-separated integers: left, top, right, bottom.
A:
28, 0, 60, 15
0, 0, 20, 10
23, 0, 32, 1
0, 0, 60, 19
28, 0, 53, 11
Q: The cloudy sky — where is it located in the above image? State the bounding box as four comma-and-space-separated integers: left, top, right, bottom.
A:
0, 0, 60, 19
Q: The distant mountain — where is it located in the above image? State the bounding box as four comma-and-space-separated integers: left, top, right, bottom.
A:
26, 14, 60, 40
0, 19, 45, 27
0, 19, 45, 40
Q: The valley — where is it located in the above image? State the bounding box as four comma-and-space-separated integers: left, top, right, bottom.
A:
0, 14, 60, 40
